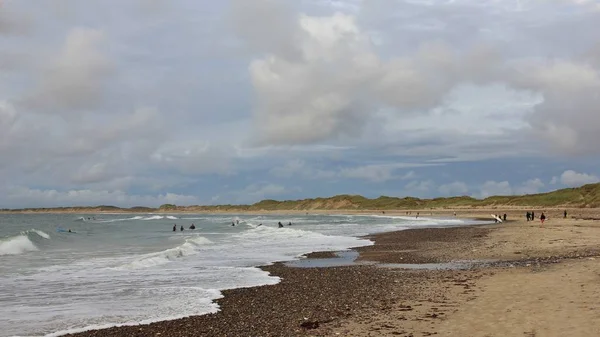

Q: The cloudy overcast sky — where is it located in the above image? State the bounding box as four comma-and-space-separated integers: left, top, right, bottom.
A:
1, 0, 599, 207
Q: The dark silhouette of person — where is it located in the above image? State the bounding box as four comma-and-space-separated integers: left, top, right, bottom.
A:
180, 225, 184, 231
288, 222, 292, 226
189, 224, 196, 230
231, 221, 235, 226
278, 222, 283, 228
526, 212, 530, 221
532, 211, 535, 220
564, 210, 568, 219
173, 224, 176, 232
540, 213, 546, 224
503, 213, 507, 221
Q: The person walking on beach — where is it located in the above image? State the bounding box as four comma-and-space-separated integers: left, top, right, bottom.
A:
531, 211, 535, 220
540, 213, 546, 225
503, 213, 507, 222
526, 212, 530, 221
564, 210, 568, 218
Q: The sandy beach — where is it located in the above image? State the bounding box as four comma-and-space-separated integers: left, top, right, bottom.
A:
64, 209, 600, 337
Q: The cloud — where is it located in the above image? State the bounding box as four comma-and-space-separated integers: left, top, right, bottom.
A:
404, 180, 436, 196
22, 27, 114, 112
512, 60, 600, 155
477, 178, 545, 198
3, 187, 201, 208
339, 165, 396, 182
558, 170, 599, 187
0, 3, 32, 35
235, 1, 503, 146
478, 180, 512, 198
438, 181, 469, 196
514, 178, 545, 195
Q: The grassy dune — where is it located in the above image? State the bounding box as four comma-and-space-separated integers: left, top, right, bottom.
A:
3, 183, 600, 213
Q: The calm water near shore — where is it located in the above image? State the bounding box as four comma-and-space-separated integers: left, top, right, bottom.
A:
0, 213, 480, 337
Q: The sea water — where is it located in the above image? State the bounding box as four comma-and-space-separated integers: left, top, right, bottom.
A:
0, 213, 479, 337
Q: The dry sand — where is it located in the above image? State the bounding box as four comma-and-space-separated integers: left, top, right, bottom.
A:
64, 209, 600, 336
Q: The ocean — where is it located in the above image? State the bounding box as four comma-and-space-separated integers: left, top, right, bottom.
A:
0, 213, 479, 337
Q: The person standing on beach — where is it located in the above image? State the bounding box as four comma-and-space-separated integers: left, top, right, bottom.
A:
564, 210, 568, 218
526, 212, 530, 221
531, 211, 535, 220
540, 213, 546, 224
503, 213, 507, 222
416, 212, 419, 219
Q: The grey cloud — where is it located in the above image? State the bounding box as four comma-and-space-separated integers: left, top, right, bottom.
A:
0, 4, 32, 35
21, 27, 114, 113
510, 60, 600, 155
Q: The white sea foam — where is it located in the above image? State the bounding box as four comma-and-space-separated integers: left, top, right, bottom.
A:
115, 236, 212, 270
0, 234, 39, 255
28, 229, 51, 239
166, 216, 178, 220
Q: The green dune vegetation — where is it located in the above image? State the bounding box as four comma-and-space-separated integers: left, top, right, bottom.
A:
2, 183, 600, 213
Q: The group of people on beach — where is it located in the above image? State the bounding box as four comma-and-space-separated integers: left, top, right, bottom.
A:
526, 211, 548, 224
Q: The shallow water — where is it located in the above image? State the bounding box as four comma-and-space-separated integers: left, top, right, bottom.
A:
0, 213, 481, 337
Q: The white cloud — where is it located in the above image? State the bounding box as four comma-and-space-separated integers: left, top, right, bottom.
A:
404, 180, 436, 195
3, 187, 201, 208
478, 180, 512, 198
514, 178, 545, 194
237, 2, 502, 146
438, 181, 469, 196
559, 170, 599, 187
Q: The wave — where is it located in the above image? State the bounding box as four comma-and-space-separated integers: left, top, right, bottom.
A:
0, 229, 51, 256
0, 235, 39, 255
166, 216, 178, 220
115, 236, 213, 270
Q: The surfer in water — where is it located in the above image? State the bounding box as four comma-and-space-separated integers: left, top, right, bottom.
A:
231, 221, 235, 226
189, 224, 196, 230
180, 225, 184, 231
173, 224, 176, 232
288, 222, 292, 226
278, 222, 284, 228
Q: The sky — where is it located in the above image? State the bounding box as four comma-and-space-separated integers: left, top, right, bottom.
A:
1, 0, 600, 208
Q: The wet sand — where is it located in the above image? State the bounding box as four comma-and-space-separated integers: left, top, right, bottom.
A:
65, 213, 600, 337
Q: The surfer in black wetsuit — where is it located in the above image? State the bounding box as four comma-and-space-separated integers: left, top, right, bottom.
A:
180, 225, 184, 231
173, 224, 176, 232
231, 221, 235, 226
278, 222, 283, 228
189, 224, 196, 230
288, 222, 292, 226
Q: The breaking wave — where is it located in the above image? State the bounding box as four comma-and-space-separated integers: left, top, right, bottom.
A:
115, 236, 213, 270
0, 229, 50, 256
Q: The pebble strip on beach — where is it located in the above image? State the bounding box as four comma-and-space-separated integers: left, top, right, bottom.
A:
65, 226, 492, 337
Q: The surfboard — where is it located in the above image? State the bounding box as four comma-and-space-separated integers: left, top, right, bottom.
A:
491, 214, 503, 223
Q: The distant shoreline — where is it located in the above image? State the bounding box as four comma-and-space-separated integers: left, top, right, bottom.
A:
2, 182, 599, 212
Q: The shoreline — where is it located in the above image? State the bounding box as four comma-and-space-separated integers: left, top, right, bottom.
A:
58, 213, 600, 336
